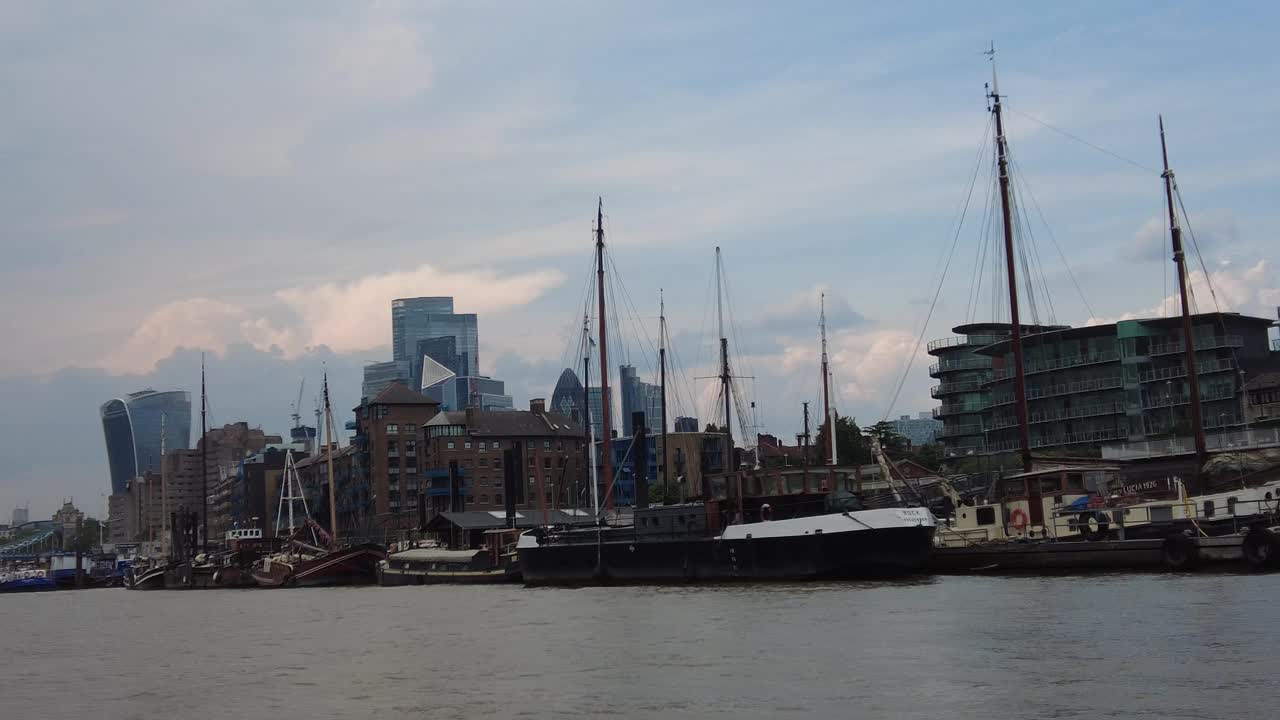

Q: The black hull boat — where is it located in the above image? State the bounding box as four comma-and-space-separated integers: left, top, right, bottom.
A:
519, 505, 936, 586
124, 563, 170, 590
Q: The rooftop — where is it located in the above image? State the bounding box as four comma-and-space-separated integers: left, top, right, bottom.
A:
428, 409, 582, 437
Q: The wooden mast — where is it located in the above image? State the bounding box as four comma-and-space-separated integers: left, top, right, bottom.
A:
1159, 117, 1208, 481
659, 289, 669, 503
988, 61, 1033, 473
716, 247, 733, 465
595, 198, 615, 511
200, 353, 208, 554
323, 371, 339, 546
820, 293, 835, 465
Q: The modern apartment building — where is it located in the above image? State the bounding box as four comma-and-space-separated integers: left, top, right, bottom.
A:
930, 312, 1278, 459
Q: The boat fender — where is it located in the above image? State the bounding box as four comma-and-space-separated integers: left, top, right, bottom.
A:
761, 504, 773, 522
1077, 511, 1110, 542
1162, 533, 1199, 571
1009, 508, 1029, 531
1243, 527, 1277, 569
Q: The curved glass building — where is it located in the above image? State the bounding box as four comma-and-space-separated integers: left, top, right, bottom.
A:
550, 368, 585, 424
100, 389, 192, 494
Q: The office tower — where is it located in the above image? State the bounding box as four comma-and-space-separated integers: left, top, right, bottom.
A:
100, 389, 193, 494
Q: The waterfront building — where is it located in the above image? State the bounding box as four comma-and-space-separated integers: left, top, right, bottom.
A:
422, 399, 585, 515
550, 368, 586, 425
620, 364, 663, 436
362, 360, 410, 402
10, 506, 28, 528
929, 312, 1279, 460
353, 384, 441, 531
295, 445, 361, 537
1244, 372, 1280, 425
203, 423, 284, 542
891, 413, 943, 447
100, 389, 192, 494
392, 297, 479, 390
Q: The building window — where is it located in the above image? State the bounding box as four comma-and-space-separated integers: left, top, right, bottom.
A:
446, 441, 455, 449
466, 494, 474, 503
492, 459, 502, 469
479, 495, 489, 504
404, 423, 416, 433
543, 457, 552, 470
495, 494, 503, 504
543, 440, 551, 450
387, 423, 399, 434
479, 458, 489, 468
491, 440, 501, 450
528, 455, 536, 467
465, 441, 472, 449
479, 441, 487, 451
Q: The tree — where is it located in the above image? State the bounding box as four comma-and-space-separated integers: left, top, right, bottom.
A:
863, 421, 908, 457
812, 415, 871, 466
909, 443, 945, 472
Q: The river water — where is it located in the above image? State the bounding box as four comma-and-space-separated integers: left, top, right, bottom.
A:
2, 574, 1277, 719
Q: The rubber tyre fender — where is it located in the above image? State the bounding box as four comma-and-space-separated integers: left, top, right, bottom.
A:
1078, 511, 1111, 542
1243, 527, 1277, 570
1162, 533, 1200, 571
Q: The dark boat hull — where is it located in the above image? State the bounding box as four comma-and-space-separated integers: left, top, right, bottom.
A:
927, 535, 1248, 573
124, 565, 169, 590
0, 578, 58, 593
377, 564, 519, 586
253, 544, 385, 588
519, 525, 935, 586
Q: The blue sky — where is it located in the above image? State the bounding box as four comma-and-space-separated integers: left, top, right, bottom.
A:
2, 1, 1278, 518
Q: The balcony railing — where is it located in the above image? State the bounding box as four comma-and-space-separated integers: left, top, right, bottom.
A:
1138, 357, 1237, 383
987, 401, 1127, 430
1147, 335, 1244, 357
931, 380, 984, 398
987, 428, 1128, 453
986, 376, 1125, 408
927, 334, 1003, 353
1102, 427, 1280, 460
989, 351, 1120, 382
934, 402, 986, 419
937, 423, 983, 439
928, 358, 993, 376
1141, 387, 1237, 410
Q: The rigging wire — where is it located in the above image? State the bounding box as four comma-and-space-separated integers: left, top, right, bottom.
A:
1175, 185, 1222, 313
1008, 107, 1161, 176
880, 119, 991, 422
1010, 157, 1097, 320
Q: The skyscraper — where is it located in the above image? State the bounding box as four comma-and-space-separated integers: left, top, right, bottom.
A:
619, 364, 663, 435
362, 360, 410, 401
392, 297, 479, 390
100, 389, 192, 494
550, 368, 586, 424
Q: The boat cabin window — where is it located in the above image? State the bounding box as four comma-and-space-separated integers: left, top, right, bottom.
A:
975, 506, 996, 526
1203, 500, 1215, 518
1066, 473, 1085, 491
1227, 497, 1238, 515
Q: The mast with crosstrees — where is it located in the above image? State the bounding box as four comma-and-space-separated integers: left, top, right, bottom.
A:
820, 293, 836, 465
1159, 117, 1208, 483
659, 289, 669, 503
715, 248, 733, 466
323, 371, 339, 546
200, 354, 209, 554
595, 199, 614, 511
988, 59, 1033, 473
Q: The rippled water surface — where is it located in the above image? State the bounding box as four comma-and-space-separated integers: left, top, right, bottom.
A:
2, 574, 1278, 719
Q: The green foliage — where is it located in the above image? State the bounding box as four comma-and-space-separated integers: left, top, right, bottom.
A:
909, 443, 944, 471
863, 420, 908, 456
813, 415, 871, 465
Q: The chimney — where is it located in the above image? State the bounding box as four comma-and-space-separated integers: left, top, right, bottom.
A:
530, 398, 546, 414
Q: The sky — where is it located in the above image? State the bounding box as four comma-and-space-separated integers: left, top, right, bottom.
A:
2, 1, 1278, 519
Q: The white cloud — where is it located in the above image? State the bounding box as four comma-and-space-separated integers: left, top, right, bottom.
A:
1089, 259, 1279, 324
98, 264, 566, 375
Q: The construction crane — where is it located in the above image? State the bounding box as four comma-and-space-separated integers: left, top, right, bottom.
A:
290, 378, 306, 429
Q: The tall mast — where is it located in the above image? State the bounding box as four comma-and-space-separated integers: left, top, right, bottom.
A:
160, 412, 168, 557
716, 247, 733, 464
583, 313, 599, 517
323, 371, 339, 545
659, 289, 669, 503
1160, 116, 1208, 477
595, 198, 614, 510
801, 402, 811, 465
989, 59, 1033, 473
820, 293, 835, 465
200, 353, 208, 553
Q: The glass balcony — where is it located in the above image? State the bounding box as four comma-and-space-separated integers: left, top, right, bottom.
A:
1138, 357, 1237, 383
927, 334, 1003, 353
931, 380, 984, 398
928, 357, 994, 376
1147, 335, 1244, 357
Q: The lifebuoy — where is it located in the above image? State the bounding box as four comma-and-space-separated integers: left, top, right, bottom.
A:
1009, 508, 1029, 531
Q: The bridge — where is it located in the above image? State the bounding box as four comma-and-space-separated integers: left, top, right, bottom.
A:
0, 529, 61, 561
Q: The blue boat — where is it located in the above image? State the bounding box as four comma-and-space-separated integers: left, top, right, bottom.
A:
0, 569, 58, 593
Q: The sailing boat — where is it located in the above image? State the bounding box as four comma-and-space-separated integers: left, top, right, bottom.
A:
251, 373, 385, 587
518, 204, 936, 585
